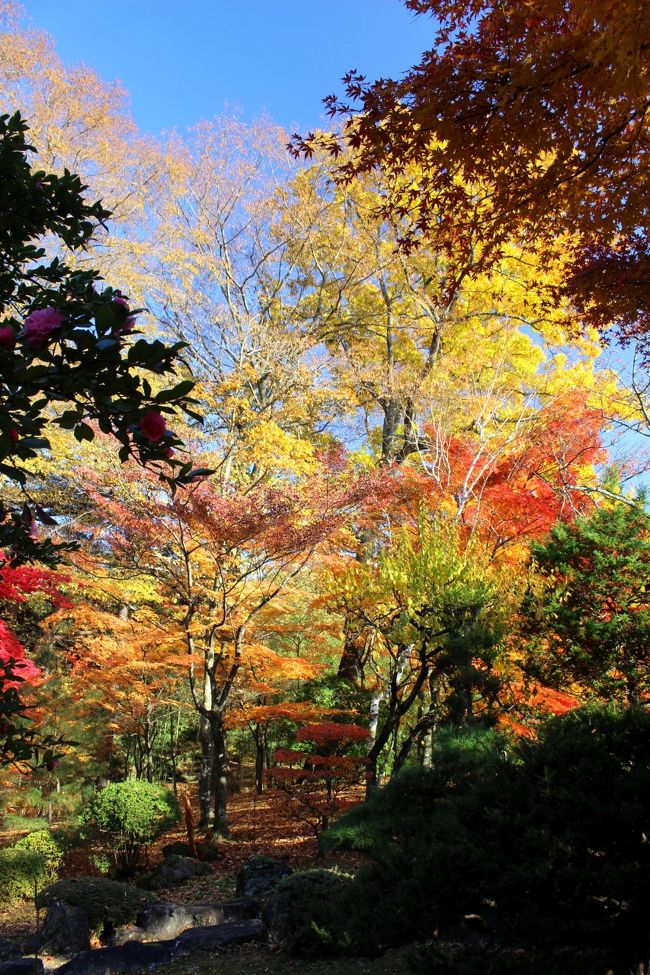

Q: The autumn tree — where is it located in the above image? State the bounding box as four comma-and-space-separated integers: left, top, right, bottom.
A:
326, 513, 512, 792
0, 10, 338, 490
280, 160, 616, 470
0, 560, 68, 768
271, 721, 367, 839
45, 597, 190, 784
294, 0, 650, 351
75, 463, 390, 830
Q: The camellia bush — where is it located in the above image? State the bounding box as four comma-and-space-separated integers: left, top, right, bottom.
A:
0, 111, 203, 565
79, 780, 180, 876
0, 110, 207, 766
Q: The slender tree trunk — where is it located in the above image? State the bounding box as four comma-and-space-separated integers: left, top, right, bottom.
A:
380, 398, 402, 464
170, 712, 178, 799
254, 724, 265, 794
143, 717, 154, 783
422, 727, 434, 768
211, 711, 230, 836
198, 714, 214, 827
366, 689, 384, 794
198, 642, 216, 827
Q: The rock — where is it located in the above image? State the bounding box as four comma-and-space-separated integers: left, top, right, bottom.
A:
107, 900, 261, 946
174, 919, 266, 954
36, 877, 153, 935
136, 902, 225, 941
106, 926, 145, 947
161, 841, 194, 859
54, 941, 176, 975
236, 855, 292, 900
141, 854, 211, 889
56, 921, 265, 974
194, 840, 224, 862
0, 962, 44, 975
38, 900, 91, 958
223, 897, 260, 920
0, 942, 19, 963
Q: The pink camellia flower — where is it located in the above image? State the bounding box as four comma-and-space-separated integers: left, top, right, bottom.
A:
112, 294, 129, 309
8, 428, 19, 444
0, 326, 15, 348
113, 316, 136, 338
163, 446, 174, 459
22, 307, 65, 347
138, 410, 167, 442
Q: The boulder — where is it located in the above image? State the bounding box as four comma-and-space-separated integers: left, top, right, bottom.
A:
174, 919, 266, 954
141, 854, 211, 889
0, 962, 43, 975
223, 897, 260, 920
0, 943, 19, 963
194, 840, 223, 862
236, 855, 292, 900
108, 899, 261, 945
105, 927, 145, 947
38, 900, 91, 957
36, 877, 153, 936
54, 941, 176, 975
136, 902, 225, 941
161, 841, 194, 859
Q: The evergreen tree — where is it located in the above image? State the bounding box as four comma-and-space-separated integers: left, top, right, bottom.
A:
524, 500, 650, 705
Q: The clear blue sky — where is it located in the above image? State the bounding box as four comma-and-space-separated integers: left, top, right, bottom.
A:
22, 0, 431, 135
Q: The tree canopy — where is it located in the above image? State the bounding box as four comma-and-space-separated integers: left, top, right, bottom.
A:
292, 0, 650, 353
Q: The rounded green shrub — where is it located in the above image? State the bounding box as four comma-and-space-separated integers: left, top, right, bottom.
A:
272, 869, 376, 957
0, 847, 47, 901
79, 780, 179, 876
36, 876, 154, 935
14, 829, 64, 880
319, 706, 650, 971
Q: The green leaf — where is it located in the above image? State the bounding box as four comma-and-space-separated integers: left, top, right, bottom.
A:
73, 423, 95, 443
155, 379, 195, 403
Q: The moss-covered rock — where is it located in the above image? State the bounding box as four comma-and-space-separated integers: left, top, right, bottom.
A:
36, 877, 154, 936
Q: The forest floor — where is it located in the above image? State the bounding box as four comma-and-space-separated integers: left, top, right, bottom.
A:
0, 786, 416, 973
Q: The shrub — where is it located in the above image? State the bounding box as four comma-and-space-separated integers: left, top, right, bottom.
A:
36, 877, 154, 935
271, 869, 362, 957
317, 707, 650, 971
79, 780, 179, 875
409, 943, 610, 975
14, 829, 64, 880
0, 847, 47, 901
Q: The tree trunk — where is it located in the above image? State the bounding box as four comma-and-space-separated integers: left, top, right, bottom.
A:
198, 642, 215, 827
170, 712, 178, 799
211, 711, 230, 836
198, 714, 214, 828
380, 398, 402, 464
143, 718, 154, 783
365, 689, 384, 793
254, 724, 265, 794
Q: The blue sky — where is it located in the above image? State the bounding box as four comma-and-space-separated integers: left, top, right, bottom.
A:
22, 0, 431, 135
